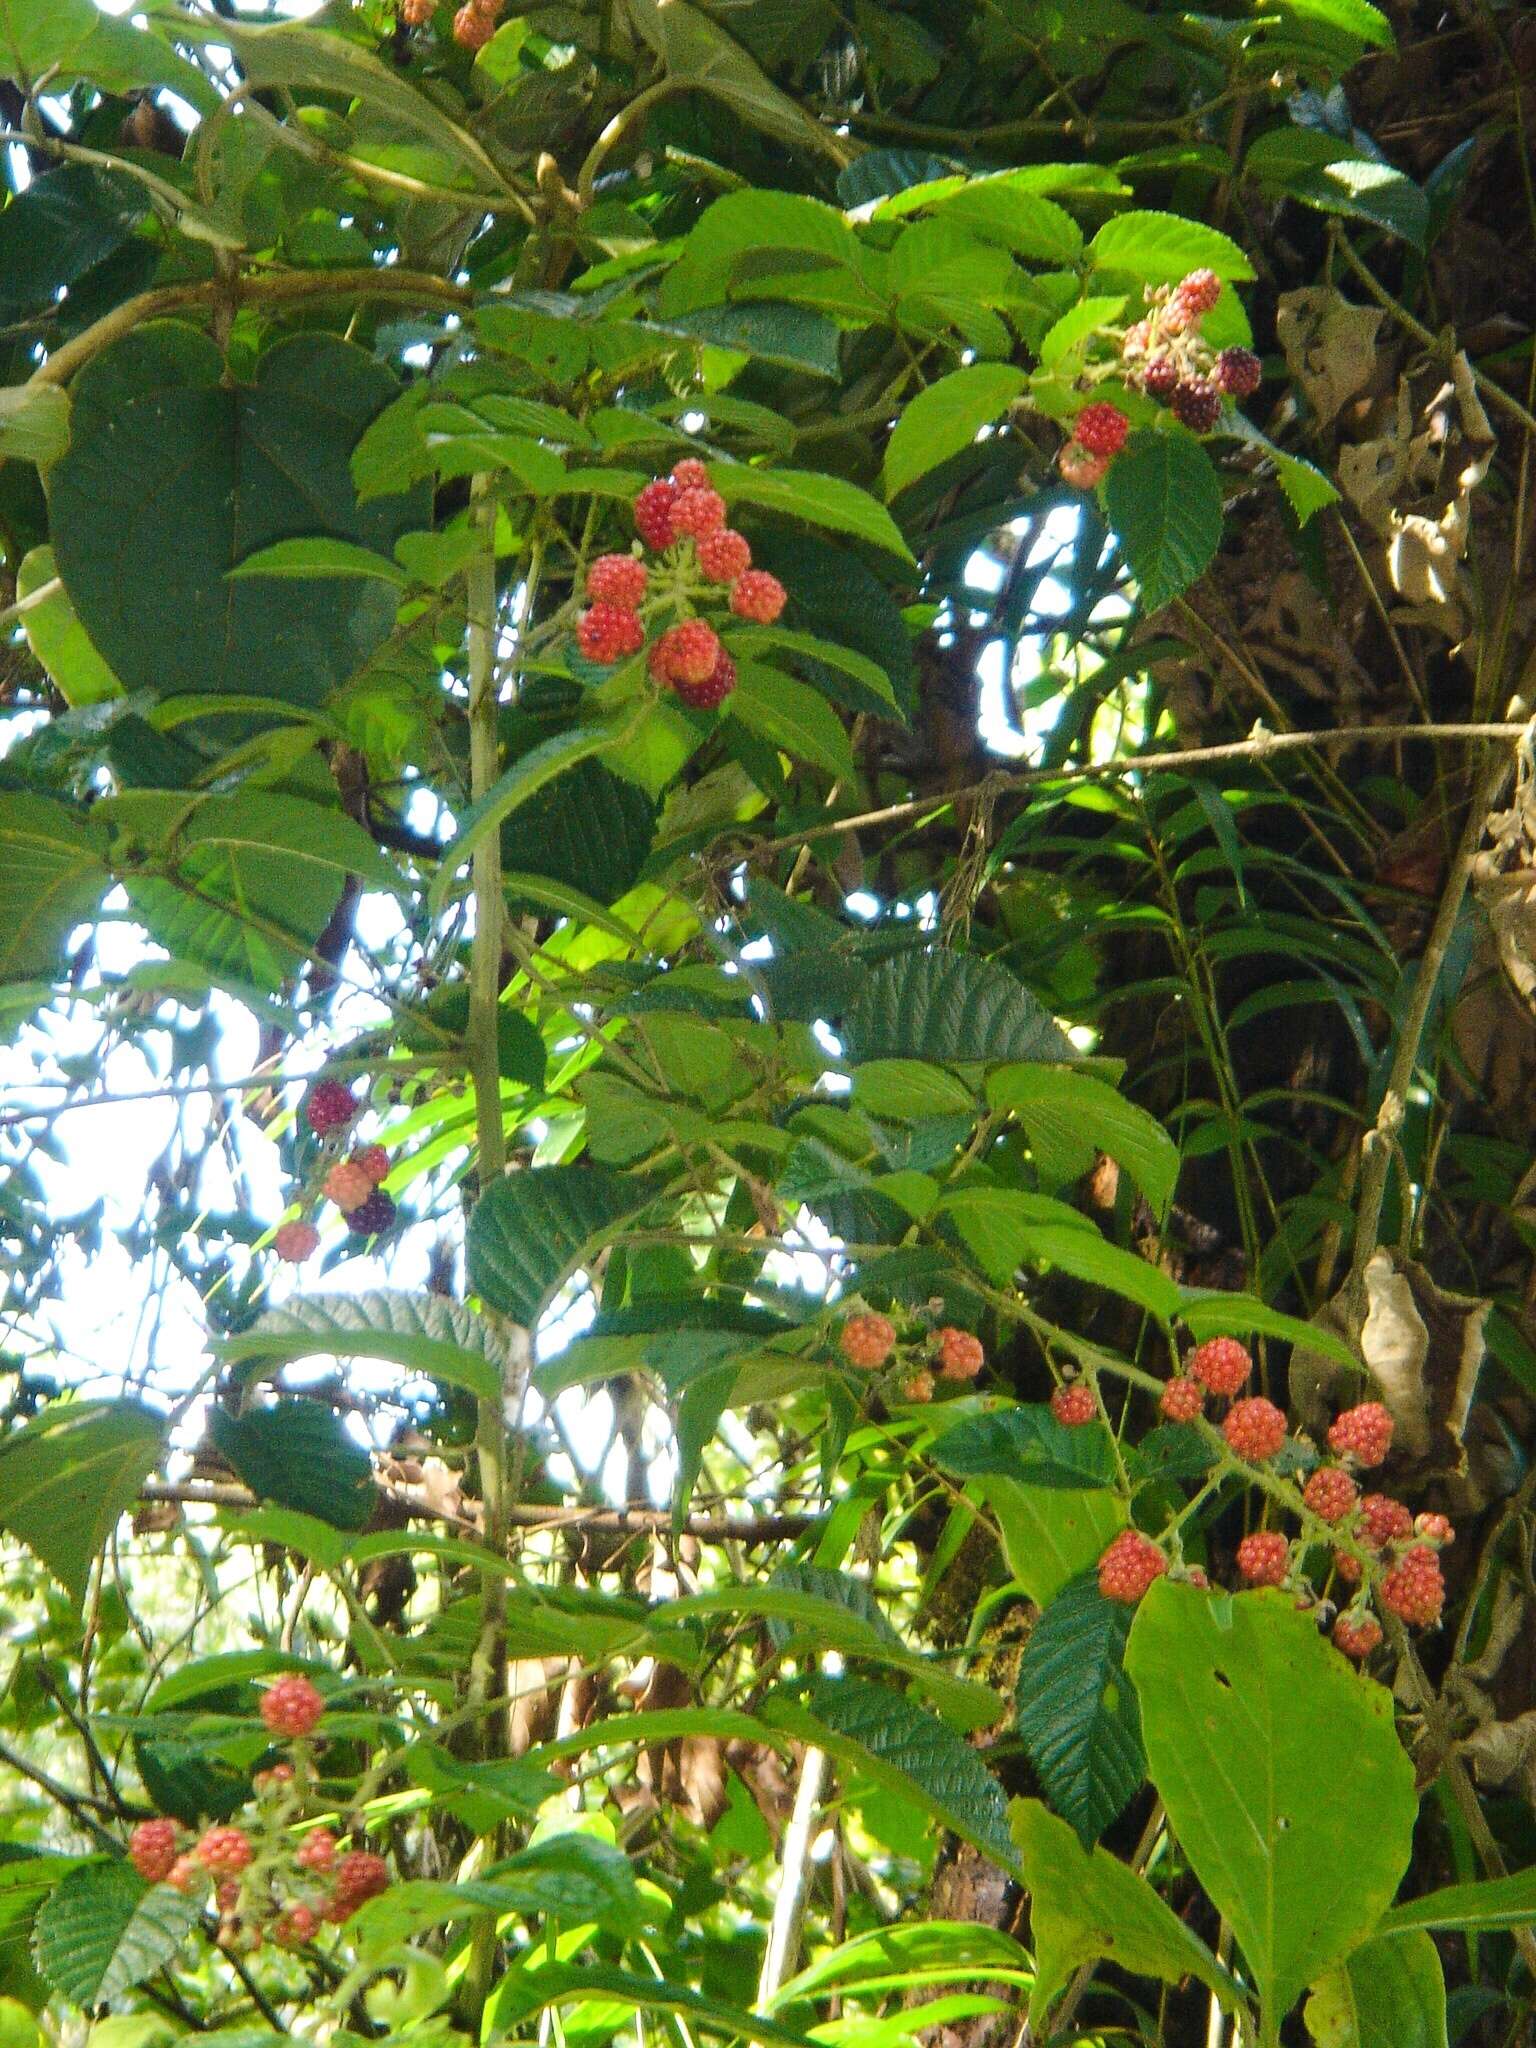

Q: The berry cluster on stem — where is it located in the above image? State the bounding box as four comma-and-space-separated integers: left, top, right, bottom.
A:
833, 1308, 987, 1398
1118, 269, 1260, 432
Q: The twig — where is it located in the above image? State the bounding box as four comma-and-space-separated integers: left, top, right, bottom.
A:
756, 1743, 829, 2008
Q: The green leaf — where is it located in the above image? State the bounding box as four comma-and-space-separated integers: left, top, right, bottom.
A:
710, 464, 914, 564
48, 325, 428, 709
225, 537, 408, 587
882, 365, 1026, 499
467, 1168, 657, 1326
727, 665, 855, 779
1376, 1866, 1536, 1937
0, 385, 68, 467
661, 303, 842, 378
987, 1065, 1178, 1213
1088, 210, 1255, 284
930, 178, 1084, 263
0, 1400, 163, 1603
1125, 1583, 1417, 2029
16, 546, 121, 708
1305, 1932, 1447, 2048
763, 1676, 1015, 1868
1037, 295, 1129, 371
32, 1863, 198, 2009
936, 1186, 1093, 1286
1015, 1574, 1144, 1845
844, 950, 1076, 1065
724, 626, 898, 711
0, 164, 145, 323
624, 0, 847, 168
0, 793, 108, 981
353, 1834, 648, 1946
1011, 1798, 1243, 2029
430, 724, 621, 915
1017, 1224, 1183, 1322
492, 1961, 822, 2048
209, 1402, 376, 1531
1244, 131, 1427, 248
771, 1919, 1034, 2008
1104, 430, 1224, 610
1179, 1291, 1361, 1375
853, 1060, 976, 1120
216, 1292, 506, 1403
0, 0, 218, 111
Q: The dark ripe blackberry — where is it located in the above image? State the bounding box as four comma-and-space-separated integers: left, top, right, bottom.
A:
346, 1189, 397, 1237
1172, 378, 1223, 432
1142, 354, 1179, 402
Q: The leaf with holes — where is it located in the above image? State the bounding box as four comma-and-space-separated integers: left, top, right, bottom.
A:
1015, 1573, 1144, 1845
209, 1402, 376, 1530
217, 1291, 507, 1403
844, 950, 1075, 1067
33, 1862, 198, 2009
1125, 1583, 1417, 2031
467, 1168, 658, 1327
1104, 431, 1224, 612
0, 1399, 163, 1603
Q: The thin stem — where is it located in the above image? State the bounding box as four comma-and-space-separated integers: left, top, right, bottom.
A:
755, 1745, 830, 2009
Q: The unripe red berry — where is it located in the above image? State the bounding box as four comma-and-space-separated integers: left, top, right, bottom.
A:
1184, 1565, 1211, 1588
399, 0, 435, 25
1160, 1376, 1205, 1423
215, 1878, 242, 1913
1187, 1336, 1251, 1396
696, 527, 753, 583
729, 570, 787, 624
1328, 1402, 1394, 1467
273, 1218, 319, 1264
839, 1313, 895, 1369
252, 1761, 295, 1796
1215, 346, 1262, 398
1050, 1384, 1097, 1427
1172, 378, 1223, 432
1222, 1396, 1287, 1463
1414, 1512, 1455, 1546
1174, 267, 1223, 316
296, 1828, 337, 1875
1379, 1545, 1444, 1627
936, 1327, 985, 1381
1359, 1493, 1413, 1550
651, 619, 721, 686
633, 479, 678, 549
451, 2, 496, 49
902, 1369, 935, 1403
673, 649, 737, 711
1142, 354, 1180, 402
197, 1826, 253, 1878
128, 1818, 179, 1884
352, 1145, 389, 1186
670, 458, 712, 492
305, 1080, 357, 1135
1121, 318, 1152, 357
586, 553, 648, 607
1236, 1530, 1290, 1586
260, 1673, 326, 1739
1333, 1612, 1383, 1661
671, 486, 726, 539
346, 1188, 397, 1237
166, 1854, 201, 1894
330, 1850, 390, 1917
1073, 402, 1129, 457
577, 602, 645, 665
273, 1904, 318, 1950
1098, 1528, 1167, 1605
1302, 1466, 1358, 1524
1334, 1548, 1363, 1585
324, 1159, 373, 1211
1057, 443, 1109, 489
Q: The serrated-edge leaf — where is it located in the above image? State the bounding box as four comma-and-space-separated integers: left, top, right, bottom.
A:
1104, 431, 1224, 611
217, 1291, 505, 1401
33, 1862, 198, 2008
429, 723, 624, 915
1015, 1573, 1144, 1844
1088, 209, 1255, 282
225, 536, 408, 586
844, 950, 1076, 1066
882, 364, 1026, 498
467, 1167, 657, 1326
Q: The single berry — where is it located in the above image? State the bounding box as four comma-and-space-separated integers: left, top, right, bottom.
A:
1215, 346, 1262, 399
1184, 1565, 1211, 1589
1187, 1336, 1252, 1396
1098, 1528, 1168, 1605
585, 553, 648, 607
215, 1878, 242, 1913
673, 650, 737, 711
274, 1219, 319, 1264
346, 1188, 397, 1237
902, 1370, 935, 1404
1414, 1512, 1455, 1546
696, 527, 753, 583
1050, 1384, 1097, 1427
1237, 1530, 1290, 1586
451, 1, 496, 48
1174, 267, 1223, 316
352, 1145, 390, 1186
670, 457, 712, 492
1333, 1612, 1384, 1661
652, 619, 721, 686
273, 1904, 318, 1950
1379, 1545, 1444, 1627
331, 1850, 390, 1913
1359, 1493, 1414, 1550
253, 1762, 295, 1796
1057, 443, 1109, 489
399, 0, 435, 24
1328, 1402, 1394, 1468
633, 479, 679, 549
1073, 402, 1130, 458
1334, 1548, 1363, 1585
1172, 378, 1223, 432
1222, 1396, 1287, 1463
839, 1313, 895, 1369
324, 1159, 374, 1211
729, 570, 787, 624
1303, 1466, 1358, 1525
1141, 354, 1180, 403
1121, 318, 1152, 357
1160, 1376, 1205, 1423
305, 1080, 357, 1135
129, 1818, 179, 1884
166, 1854, 202, 1894
260, 1673, 326, 1739
936, 1327, 985, 1381
671, 485, 727, 539
296, 1828, 338, 1875
197, 1826, 254, 1878
577, 602, 645, 665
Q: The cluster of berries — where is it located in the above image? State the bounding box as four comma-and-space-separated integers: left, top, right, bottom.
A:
126, 1678, 390, 1953
397, 0, 503, 53
1118, 268, 1262, 433
574, 461, 787, 710
1057, 401, 1131, 492
1086, 1341, 1452, 1663
837, 1311, 986, 1403
274, 1081, 396, 1262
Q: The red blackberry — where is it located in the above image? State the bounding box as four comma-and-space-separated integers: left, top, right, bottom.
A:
1359, 1493, 1413, 1550
840, 1313, 895, 1369
902, 1370, 935, 1404
1236, 1530, 1289, 1586
577, 602, 644, 665
451, 2, 496, 48
1057, 443, 1109, 489
633, 479, 679, 549
273, 1905, 318, 1950
1160, 1376, 1205, 1423
1379, 1545, 1444, 1627
1142, 354, 1180, 402
328, 1850, 390, 1918
651, 619, 720, 686
129, 1818, 179, 1884
728, 570, 787, 624
671, 486, 727, 539
1173, 267, 1223, 317
1187, 1336, 1251, 1396
260, 1673, 326, 1739
305, 1080, 357, 1135
1050, 1384, 1097, 1427
586, 553, 648, 607
936, 1327, 985, 1381
197, 1826, 253, 1877
1414, 1512, 1455, 1546
274, 1219, 319, 1264
296, 1828, 337, 1874
696, 527, 752, 583
1098, 1528, 1167, 1605
1171, 378, 1223, 432
1328, 1402, 1394, 1467
1333, 1612, 1383, 1661
670, 458, 712, 492
353, 1144, 390, 1185
1215, 346, 1262, 398
1073, 402, 1130, 457
324, 1159, 373, 1211
1222, 1396, 1287, 1463
1302, 1466, 1358, 1525
673, 650, 737, 711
